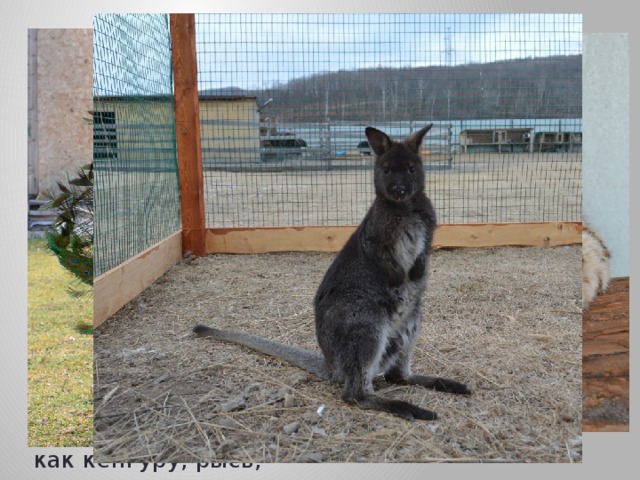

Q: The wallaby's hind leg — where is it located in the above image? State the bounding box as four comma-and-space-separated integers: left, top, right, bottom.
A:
353, 393, 438, 421
384, 308, 472, 396
384, 347, 472, 395
341, 372, 438, 421
386, 369, 471, 395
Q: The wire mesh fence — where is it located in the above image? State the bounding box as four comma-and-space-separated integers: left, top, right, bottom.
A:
92, 13, 582, 273
93, 13, 181, 276
195, 13, 582, 228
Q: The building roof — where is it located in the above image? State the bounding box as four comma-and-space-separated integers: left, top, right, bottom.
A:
94, 89, 257, 102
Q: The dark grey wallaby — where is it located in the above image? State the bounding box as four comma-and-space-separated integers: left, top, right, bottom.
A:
194, 125, 470, 421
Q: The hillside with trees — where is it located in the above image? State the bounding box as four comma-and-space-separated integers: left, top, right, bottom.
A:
240, 55, 582, 122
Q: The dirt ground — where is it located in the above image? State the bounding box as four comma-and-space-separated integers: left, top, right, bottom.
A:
94, 245, 582, 463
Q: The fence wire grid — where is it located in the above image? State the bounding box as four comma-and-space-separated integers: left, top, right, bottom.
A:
195, 13, 582, 228
93, 13, 180, 276
93, 14, 582, 273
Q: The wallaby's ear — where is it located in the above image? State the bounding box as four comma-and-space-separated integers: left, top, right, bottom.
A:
404, 124, 433, 154
365, 127, 394, 156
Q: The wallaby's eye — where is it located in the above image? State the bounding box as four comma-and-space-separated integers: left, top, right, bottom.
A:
408, 165, 416, 174
383, 167, 390, 175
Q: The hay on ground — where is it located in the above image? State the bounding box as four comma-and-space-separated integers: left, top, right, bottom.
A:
94, 246, 582, 463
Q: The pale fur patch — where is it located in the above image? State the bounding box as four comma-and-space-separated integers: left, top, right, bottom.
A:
582, 224, 611, 310
393, 224, 426, 275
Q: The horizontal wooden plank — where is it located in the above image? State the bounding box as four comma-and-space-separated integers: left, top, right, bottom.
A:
434, 222, 581, 248
205, 222, 582, 254
206, 226, 353, 253
583, 353, 629, 379
93, 231, 182, 327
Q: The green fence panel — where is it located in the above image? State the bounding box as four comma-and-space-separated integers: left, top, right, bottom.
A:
93, 13, 181, 276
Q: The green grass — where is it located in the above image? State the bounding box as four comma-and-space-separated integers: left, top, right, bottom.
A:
28, 237, 93, 447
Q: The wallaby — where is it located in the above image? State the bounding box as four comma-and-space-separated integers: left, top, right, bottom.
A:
582, 223, 611, 309
194, 125, 470, 421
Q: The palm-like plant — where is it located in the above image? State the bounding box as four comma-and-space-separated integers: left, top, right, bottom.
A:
41, 163, 93, 294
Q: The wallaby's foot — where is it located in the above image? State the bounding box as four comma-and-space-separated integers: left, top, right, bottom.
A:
426, 377, 471, 395
346, 393, 438, 421
386, 371, 472, 395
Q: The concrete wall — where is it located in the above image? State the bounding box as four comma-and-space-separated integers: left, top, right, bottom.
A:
583, 33, 629, 277
28, 29, 93, 196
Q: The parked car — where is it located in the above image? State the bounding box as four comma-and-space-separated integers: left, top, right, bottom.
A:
357, 140, 371, 156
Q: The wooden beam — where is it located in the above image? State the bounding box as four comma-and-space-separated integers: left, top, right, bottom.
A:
170, 14, 206, 256
205, 222, 582, 254
206, 226, 354, 254
93, 232, 182, 327
582, 277, 629, 432
433, 221, 582, 248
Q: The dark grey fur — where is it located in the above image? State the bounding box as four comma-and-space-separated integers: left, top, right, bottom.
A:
194, 125, 470, 421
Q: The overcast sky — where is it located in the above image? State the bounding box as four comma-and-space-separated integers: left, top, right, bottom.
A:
195, 13, 582, 90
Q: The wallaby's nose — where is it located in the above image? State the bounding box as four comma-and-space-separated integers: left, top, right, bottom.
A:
390, 184, 407, 199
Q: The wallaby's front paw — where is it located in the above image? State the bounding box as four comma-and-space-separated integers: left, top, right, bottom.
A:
409, 256, 426, 281
388, 268, 405, 287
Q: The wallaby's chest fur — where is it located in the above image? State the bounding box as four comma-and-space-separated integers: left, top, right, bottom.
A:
392, 221, 426, 276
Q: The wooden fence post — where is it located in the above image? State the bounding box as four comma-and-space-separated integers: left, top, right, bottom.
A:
170, 13, 206, 256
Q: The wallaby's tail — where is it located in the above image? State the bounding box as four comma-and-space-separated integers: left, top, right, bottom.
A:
193, 324, 329, 380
